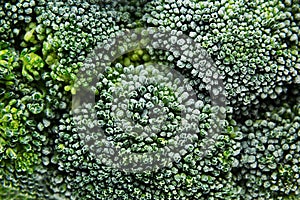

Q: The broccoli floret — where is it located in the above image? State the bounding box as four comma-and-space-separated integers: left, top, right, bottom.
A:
0, 10, 69, 199
142, 0, 299, 117
0, 0, 299, 199
49, 41, 240, 198
0, 0, 37, 43
233, 93, 300, 199
33, 0, 132, 87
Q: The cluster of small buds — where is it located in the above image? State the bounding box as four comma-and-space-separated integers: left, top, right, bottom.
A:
234, 102, 300, 199
33, 0, 132, 86
65, 36, 239, 198
1, 0, 299, 199
142, 0, 300, 117
0, 0, 36, 43
0, 35, 72, 199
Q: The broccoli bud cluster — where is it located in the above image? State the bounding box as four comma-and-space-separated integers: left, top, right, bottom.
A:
234, 99, 300, 199
142, 0, 300, 117
0, 0, 299, 199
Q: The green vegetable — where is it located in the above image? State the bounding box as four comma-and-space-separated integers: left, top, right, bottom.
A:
0, 0, 299, 199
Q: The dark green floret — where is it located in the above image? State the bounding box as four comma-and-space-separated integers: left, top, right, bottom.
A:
0, 0, 299, 199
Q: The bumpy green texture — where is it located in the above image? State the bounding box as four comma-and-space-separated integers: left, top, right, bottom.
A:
234, 100, 300, 199
0, 0, 299, 199
142, 0, 299, 116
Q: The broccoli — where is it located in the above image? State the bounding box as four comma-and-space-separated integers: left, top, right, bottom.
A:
233, 97, 300, 199
0, 0, 299, 199
142, 0, 299, 116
